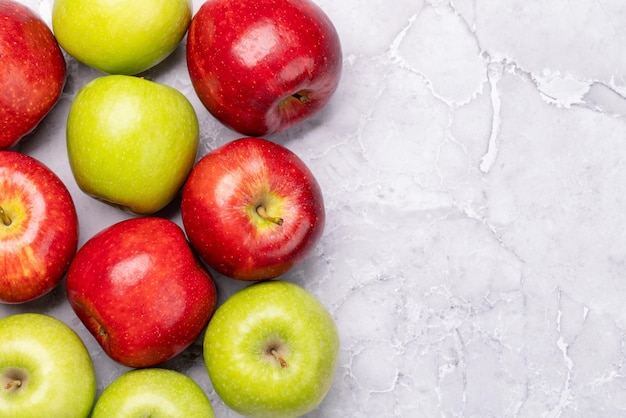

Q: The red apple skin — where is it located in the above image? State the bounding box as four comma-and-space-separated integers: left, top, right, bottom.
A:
181, 137, 325, 281
0, 0, 67, 149
0, 151, 78, 303
186, 0, 342, 136
66, 217, 217, 368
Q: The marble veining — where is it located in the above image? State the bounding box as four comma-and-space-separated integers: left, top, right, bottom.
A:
3, 0, 626, 416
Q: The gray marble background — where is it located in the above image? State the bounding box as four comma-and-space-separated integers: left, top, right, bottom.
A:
4, 0, 626, 416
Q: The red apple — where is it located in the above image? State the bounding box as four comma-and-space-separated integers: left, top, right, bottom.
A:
181, 137, 325, 281
186, 0, 342, 136
0, 0, 66, 149
65, 217, 217, 368
0, 151, 78, 303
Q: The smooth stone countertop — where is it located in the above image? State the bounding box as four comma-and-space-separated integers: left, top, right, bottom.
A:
4, 0, 626, 416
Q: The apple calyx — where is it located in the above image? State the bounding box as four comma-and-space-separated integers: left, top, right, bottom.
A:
98, 325, 108, 338
256, 205, 283, 226
0, 205, 11, 226
270, 348, 289, 368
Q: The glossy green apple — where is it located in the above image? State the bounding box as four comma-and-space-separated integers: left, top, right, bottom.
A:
0, 313, 96, 417
92, 368, 214, 418
66, 75, 199, 214
52, 0, 192, 75
204, 280, 339, 417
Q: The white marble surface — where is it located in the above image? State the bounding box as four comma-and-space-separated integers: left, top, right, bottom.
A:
4, 0, 626, 416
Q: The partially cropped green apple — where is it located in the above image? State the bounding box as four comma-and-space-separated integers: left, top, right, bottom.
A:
66, 75, 199, 214
204, 280, 339, 417
92, 368, 214, 418
0, 313, 96, 417
52, 0, 192, 75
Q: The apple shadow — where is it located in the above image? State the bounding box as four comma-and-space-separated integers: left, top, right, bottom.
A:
265, 103, 333, 149
2, 277, 69, 316
136, 40, 188, 83
157, 336, 205, 373
152, 190, 184, 222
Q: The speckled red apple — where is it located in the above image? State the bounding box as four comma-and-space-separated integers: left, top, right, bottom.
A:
0, 0, 66, 149
0, 151, 78, 303
181, 137, 325, 281
66, 217, 217, 368
186, 0, 342, 136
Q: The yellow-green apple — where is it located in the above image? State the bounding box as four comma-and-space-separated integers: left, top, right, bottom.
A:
181, 137, 325, 281
92, 368, 214, 417
52, 0, 192, 75
0, 313, 96, 417
0, 0, 66, 149
65, 217, 217, 368
204, 280, 339, 417
186, 0, 342, 136
0, 151, 78, 303
66, 75, 199, 215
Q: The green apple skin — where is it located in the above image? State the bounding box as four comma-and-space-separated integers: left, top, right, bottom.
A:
204, 280, 339, 418
66, 75, 199, 215
92, 368, 214, 418
52, 0, 192, 75
0, 313, 96, 418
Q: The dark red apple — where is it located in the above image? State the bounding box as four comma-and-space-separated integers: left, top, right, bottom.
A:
186, 0, 342, 136
0, 0, 67, 149
181, 137, 325, 281
66, 217, 217, 368
0, 151, 78, 303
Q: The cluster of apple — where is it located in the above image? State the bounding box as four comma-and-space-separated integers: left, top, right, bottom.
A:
0, 0, 343, 416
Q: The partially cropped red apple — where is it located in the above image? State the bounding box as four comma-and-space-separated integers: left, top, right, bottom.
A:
181, 137, 325, 281
0, 151, 78, 303
66, 217, 217, 368
0, 0, 66, 149
186, 0, 342, 136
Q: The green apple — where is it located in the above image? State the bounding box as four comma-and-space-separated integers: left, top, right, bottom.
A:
204, 280, 339, 417
92, 368, 214, 418
0, 313, 96, 417
52, 0, 192, 75
66, 75, 199, 214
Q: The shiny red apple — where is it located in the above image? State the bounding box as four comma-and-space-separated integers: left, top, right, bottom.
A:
186, 0, 342, 136
0, 0, 66, 149
0, 151, 78, 303
66, 217, 217, 368
181, 137, 325, 281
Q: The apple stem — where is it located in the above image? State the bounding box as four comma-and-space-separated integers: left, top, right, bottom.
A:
292, 92, 310, 103
271, 349, 289, 368
4, 380, 21, 390
0, 206, 11, 226
256, 205, 283, 226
